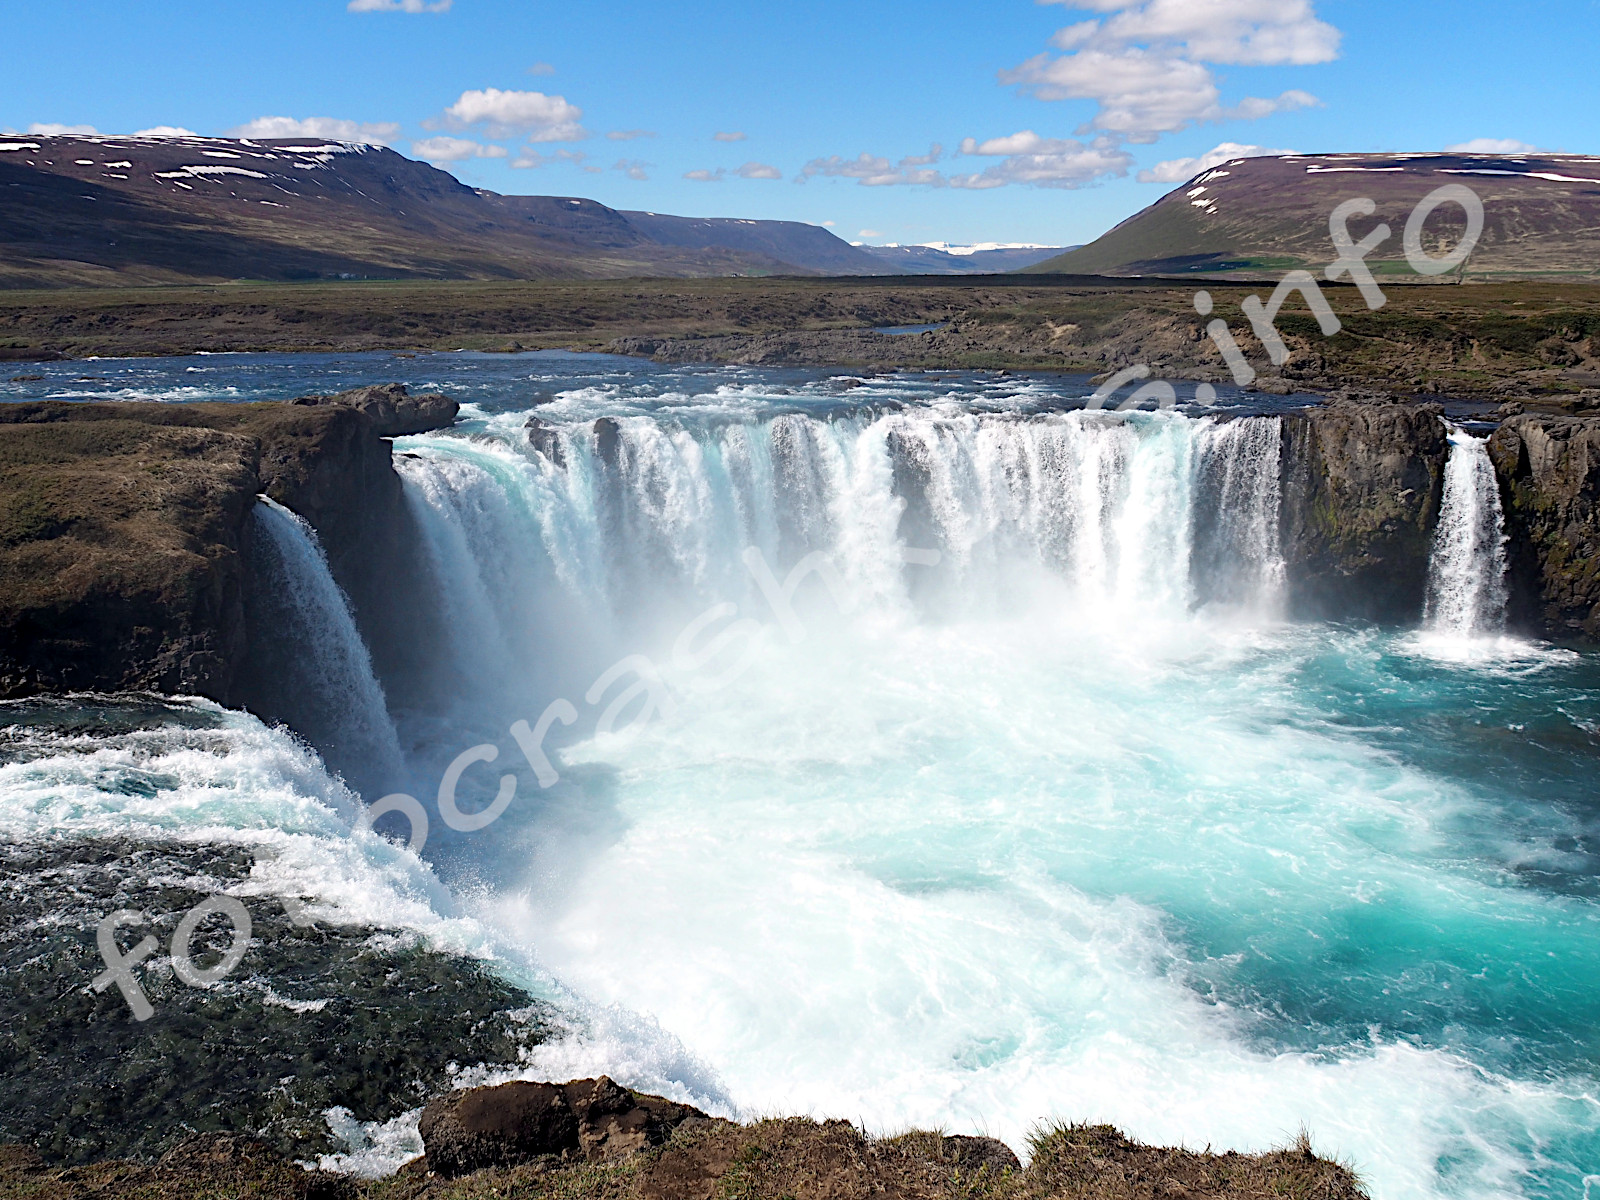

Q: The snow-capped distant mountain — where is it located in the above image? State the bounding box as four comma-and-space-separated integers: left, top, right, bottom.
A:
1027, 151, 1600, 278
855, 242, 1076, 274
0, 134, 887, 287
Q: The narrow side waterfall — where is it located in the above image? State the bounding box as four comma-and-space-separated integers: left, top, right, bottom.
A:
1424, 426, 1509, 637
249, 496, 406, 793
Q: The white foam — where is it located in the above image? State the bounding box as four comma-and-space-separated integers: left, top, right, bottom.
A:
310, 1107, 424, 1178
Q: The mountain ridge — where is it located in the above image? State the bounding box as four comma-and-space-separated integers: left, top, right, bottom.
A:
1027, 152, 1600, 279
0, 135, 893, 287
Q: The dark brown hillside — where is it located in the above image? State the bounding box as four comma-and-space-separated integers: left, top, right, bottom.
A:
0, 135, 885, 286
1030, 153, 1600, 280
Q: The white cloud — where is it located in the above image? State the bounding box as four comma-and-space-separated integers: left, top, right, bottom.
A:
613, 158, 650, 180
607, 129, 656, 141
684, 168, 725, 181
133, 126, 198, 137
1445, 137, 1541, 154
1137, 139, 1294, 183
411, 136, 509, 163
25, 123, 99, 136
228, 116, 402, 145
1005, 0, 1337, 142
1041, 0, 1340, 65
512, 148, 590, 169
737, 161, 783, 179
714, 131, 747, 142
951, 131, 1132, 189
798, 145, 945, 186
822, 220, 836, 227
434, 88, 585, 141
348, 0, 450, 11
527, 62, 555, 76
858, 229, 884, 239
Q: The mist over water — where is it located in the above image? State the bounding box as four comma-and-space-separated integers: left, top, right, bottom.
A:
1, 354, 1596, 1200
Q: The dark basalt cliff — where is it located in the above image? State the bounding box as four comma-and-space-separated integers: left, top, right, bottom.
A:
1279, 400, 1450, 622
0, 385, 456, 703
1490, 414, 1600, 639
1, 396, 1598, 719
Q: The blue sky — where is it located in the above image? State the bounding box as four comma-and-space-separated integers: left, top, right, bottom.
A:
3, 0, 1596, 247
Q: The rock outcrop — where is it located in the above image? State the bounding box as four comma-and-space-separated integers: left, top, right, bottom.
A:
0, 414, 259, 697
418, 1077, 715, 1178
1489, 414, 1600, 639
289, 382, 460, 438
0, 385, 456, 701
1279, 400, 1449, 621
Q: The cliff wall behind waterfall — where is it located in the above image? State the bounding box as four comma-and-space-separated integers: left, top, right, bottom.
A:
1491, 414, 1600, 639
0, 386, 455, 704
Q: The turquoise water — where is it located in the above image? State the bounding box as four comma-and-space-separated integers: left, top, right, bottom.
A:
1, 353, 1596, 1197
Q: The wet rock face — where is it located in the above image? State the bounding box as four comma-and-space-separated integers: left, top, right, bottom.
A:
418, 1077, 712, 1178
1279, 400, 1449, 622
1489, 414, 1600, 639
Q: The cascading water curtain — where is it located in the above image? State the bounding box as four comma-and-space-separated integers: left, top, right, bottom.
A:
1425, 425, 1510, 637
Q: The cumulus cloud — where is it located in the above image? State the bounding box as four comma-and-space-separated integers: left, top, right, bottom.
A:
1005, 0, 1337, 142
684, 168, 725, 181
512, 148, 592, 170
951, 131, 1132, 189
133, 126, 198, 137
228, 116, 402, 145
1137, 139, 1294, 183
613, 159, 651, 180
713, 131, 747, 142
1445, 137, 1542, 153
858, 229, 884, 239
1040, 0, 1340, 65
607, 129, 656, 141
24, 123, 99, 136
411, 136, 509, 163
348, 0, 450, 11
527, 62, 556, 76
737, 161, 783, 179
798, 145, 945, 186
434, 89, 585, 141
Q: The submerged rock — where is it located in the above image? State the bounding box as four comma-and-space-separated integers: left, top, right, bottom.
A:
525, 415, 566, 467
0, 836, 555, 1166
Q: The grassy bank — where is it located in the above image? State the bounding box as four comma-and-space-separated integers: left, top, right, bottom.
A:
0, 1117, 1365, 1200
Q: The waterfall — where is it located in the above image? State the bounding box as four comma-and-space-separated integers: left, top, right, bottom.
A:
1424, 426, 1509, 637
1192, 417, 1286, 614
396, 408, 1289, 707
249, 496, 406, 794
